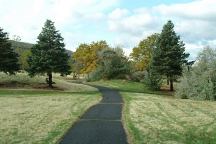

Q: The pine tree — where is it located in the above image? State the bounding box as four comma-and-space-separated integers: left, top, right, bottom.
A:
28, 20, 71, 87
152, 20, 189, 91
0, 27, 19, 74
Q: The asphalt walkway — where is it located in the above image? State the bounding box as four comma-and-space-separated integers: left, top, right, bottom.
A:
59, 86, 128, 144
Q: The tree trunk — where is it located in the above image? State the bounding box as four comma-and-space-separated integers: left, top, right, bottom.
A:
187, 65, 190, 71
166, 76, 169, 85
170, 79, 174, 91
48, 72, 53, 88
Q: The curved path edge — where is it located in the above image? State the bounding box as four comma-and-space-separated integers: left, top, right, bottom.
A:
59, 85, 128, 144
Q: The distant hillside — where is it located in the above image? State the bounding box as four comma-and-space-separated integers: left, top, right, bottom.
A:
9, 40, 73, 70
9, 40, 33, 56
10, 40, 33, 50
9, 40, 73, 56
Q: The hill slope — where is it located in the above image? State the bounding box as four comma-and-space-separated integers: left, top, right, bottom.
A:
10, 40, 72, 55
9, 40, 72, 70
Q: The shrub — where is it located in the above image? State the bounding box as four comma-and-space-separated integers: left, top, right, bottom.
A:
130, 71, 145, 82
175, 47, 216, 100
143, 69, 162, 90
87, 48, 130, 81
175, 71, 215, 100
86, 67, 103, 82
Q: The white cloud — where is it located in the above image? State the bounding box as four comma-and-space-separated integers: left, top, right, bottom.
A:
0, 0, 215, 59
184, 43, 204, 60
155, 0, 216, 21
0, 0, 119, 50
107, 0, 216, 59
155, 0, 216, 42
108, 8, 129, 20
108, 8, 159, 36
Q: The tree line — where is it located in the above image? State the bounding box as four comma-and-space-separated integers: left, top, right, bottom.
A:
0, 20, 189, 90
72, 20, 189, 91
1, 19, 215, 99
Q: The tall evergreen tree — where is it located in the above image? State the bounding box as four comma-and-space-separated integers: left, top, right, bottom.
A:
152, 20, 189, 91
0, 27, 19, 74
28, 20, 71, 87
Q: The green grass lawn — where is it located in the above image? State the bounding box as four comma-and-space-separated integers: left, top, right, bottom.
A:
88, 79, 149, 93
0, 73, 101, 144
90, 79, 216, 144
88, 79, 173, 95
123, 92, 216, 144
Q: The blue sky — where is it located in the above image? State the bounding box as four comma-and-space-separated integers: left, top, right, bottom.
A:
120, 0, 193, 8
0, 0, 216, 59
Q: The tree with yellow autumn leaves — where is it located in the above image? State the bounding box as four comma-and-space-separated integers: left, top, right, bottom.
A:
72, 40, 109, 74
130, 33, 159, 71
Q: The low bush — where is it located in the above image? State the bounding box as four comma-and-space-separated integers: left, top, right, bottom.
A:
130, 71, 145, 82
143, 69, 162, 90
176, 47, 216, 100
87, 48, 130, 81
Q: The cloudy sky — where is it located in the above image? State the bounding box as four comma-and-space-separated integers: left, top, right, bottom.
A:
0, 0, 216, 59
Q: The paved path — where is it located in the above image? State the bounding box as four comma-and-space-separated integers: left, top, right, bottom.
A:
59, 86, 128, 144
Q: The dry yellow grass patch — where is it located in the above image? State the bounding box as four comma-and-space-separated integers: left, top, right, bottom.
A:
123, 92, 216, 144
0, 93, 101, 144
54, 79, 98, 92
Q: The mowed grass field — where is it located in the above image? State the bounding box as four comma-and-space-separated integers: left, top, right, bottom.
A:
90, 80, 216, 144
123, 93, 216, 144
0, 73, 101, 144
89, 80, 148, 93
